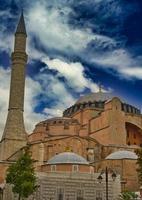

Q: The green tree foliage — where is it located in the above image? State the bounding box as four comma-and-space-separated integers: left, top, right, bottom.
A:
6, 147, 37, 200
119, 191, 138, 200
135, 148, 142, 185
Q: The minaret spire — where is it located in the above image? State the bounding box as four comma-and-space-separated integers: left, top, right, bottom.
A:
15, 12, 27, 36
0, 13, 28, 160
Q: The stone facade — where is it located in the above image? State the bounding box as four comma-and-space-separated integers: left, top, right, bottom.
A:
3, 172, 121, 200
33, 172, 121, 200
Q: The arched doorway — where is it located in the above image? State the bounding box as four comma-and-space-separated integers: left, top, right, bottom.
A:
125, 122, 142, 146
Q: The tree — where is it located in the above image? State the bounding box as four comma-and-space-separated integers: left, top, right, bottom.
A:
119, 191, 138, 200
6, 147, 37, 200
135, 148, 142, 185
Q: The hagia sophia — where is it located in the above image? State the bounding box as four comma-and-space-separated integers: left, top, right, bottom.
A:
0, 13, 142, 200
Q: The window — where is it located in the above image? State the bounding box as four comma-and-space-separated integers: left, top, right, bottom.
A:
57, 188, 64, 200
76, 189, 83, 200
46, 123, 49, 130
64, 122, 69, 129
96, 190, 102, 200
51, 165, 56, 172
72, 165, 79, 172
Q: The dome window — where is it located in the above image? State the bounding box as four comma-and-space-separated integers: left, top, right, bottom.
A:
51, 165, 56, 172
72, 165, 79, 172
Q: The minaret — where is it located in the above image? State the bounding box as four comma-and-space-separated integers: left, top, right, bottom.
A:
0, 13, 28, 160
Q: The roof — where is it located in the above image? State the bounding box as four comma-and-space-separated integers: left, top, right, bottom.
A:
47, 152, 89, 165
106, 150, 138, 160
15, 12, 27, 36
76, 92, 111, 104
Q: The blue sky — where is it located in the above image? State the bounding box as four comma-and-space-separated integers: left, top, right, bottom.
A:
0, 0, 142, 134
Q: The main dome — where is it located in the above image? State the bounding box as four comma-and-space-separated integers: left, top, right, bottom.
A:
47, 152, 89, 165
76, 92, 111, 104
106, 150, 138, 160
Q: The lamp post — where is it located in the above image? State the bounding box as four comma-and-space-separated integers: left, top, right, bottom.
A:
97, 167, 117, 200
0, 188, 3, 200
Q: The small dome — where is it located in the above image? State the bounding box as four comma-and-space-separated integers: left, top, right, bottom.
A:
76, 92, 111, 104
106, 150, 138, 160
47, 152, 89, 165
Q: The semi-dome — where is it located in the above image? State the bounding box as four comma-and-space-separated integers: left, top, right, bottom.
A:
76, 92, 111, 104
47, 152, 89, 165
106, 150, 138, 160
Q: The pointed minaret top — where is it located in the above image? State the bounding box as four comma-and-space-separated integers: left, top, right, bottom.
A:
15, 12, 27, 36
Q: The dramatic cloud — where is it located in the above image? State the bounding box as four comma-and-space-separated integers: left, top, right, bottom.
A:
0, 64, 78, 139
41, 58, 100, 92
91, 49, 142, 79
0, 67, 10, 137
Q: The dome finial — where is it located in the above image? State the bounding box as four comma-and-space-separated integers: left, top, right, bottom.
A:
98, 82, 103, 93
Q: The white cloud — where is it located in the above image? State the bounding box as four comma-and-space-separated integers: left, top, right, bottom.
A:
0, 67, 10, 138
25, 2, 142, 82
92, 49, 142, 79
0, 10, 14, 53
120, 67, 142, 79
26, 2, 116, 54
0, 64, 78, 139
24, 77, 47, 134
41, 58, 100, 92
94, 49, 133, 68
35, 72, 76, 108
24, 70, 77, 121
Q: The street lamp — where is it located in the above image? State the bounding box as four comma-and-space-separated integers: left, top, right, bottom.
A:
0, 188, 3, 200
97, 167, 117, 200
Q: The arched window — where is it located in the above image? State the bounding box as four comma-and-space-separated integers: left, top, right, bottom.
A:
72, 165, 79, 172
51, 165, 56, 172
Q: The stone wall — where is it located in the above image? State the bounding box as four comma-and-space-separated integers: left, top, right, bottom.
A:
3, 172, 121, 200
31, 172, 121, 200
